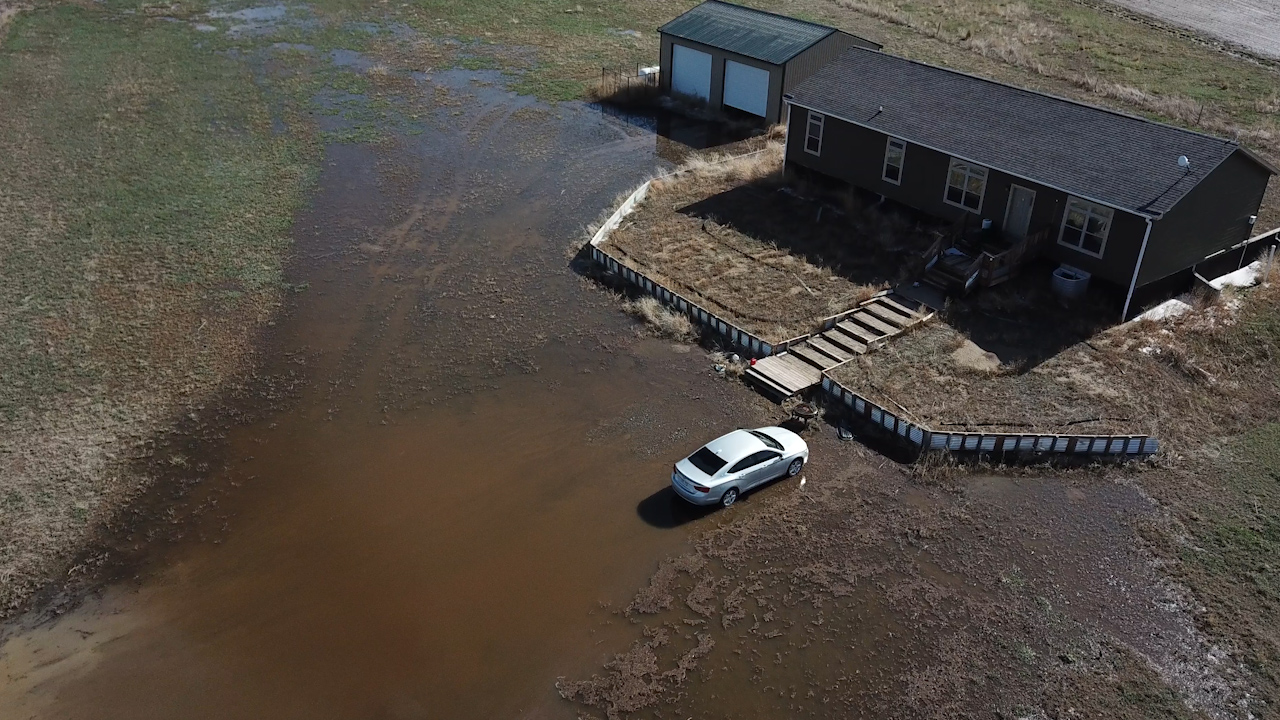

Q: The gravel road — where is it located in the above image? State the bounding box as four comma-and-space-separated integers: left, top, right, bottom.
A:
1108, 0, 1280, 59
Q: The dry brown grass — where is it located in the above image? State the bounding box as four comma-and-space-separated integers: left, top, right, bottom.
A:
826, 0, 1280, 228
0, 6, 313, 618
602, 141, 940, 342
623, 296, 695, 340
831, 266, 1280, 442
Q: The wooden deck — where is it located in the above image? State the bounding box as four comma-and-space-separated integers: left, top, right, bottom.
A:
745, 292, 934, 400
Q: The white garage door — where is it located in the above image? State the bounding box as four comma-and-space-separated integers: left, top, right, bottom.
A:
670, 44, 712, 101
723, 60, 770, 117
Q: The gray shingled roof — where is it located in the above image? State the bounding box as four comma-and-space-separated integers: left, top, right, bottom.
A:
785, 47, 1271, 217
659, 0, 836, 65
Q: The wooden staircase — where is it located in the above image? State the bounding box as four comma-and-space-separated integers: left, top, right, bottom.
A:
921, 226, 1052, 296
745, 292, 933, 400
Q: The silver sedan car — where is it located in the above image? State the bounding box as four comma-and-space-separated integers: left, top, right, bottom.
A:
671, 427, 809, 508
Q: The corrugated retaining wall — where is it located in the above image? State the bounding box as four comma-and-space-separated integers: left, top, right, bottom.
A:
819, 376, 1159, 460
586, 158, 1159, 462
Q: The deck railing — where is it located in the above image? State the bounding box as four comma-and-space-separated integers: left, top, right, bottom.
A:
977, 226, 1052, 286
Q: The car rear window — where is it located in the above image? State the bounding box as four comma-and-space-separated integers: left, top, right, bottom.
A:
748, 430, 783, 451
688, 447, 727, 475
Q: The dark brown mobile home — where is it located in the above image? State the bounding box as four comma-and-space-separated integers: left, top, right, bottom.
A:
658, 1, 879, 125
783, 47, 1276, 317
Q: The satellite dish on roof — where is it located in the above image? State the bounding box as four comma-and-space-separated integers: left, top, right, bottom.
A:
1178, 155, 1191, 170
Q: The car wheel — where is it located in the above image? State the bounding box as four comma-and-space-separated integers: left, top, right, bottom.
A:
720, 488, 739, 508
786, 458, 804, 477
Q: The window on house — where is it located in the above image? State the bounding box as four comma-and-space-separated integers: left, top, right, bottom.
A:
944, 159, 987, 212
1058, 197, 1114, 257
882, 138, 905, 184
804, 112, 824, 155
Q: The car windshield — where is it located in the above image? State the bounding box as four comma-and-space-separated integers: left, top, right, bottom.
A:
748, 430, 783, 451
687, 447, 727, 475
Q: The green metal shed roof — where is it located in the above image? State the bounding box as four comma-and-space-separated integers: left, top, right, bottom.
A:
659, 1, 836, 65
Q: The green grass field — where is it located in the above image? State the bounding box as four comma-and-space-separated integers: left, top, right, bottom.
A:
0, 3, 315, 418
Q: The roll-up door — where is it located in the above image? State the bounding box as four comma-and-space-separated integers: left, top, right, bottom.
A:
723, 60, 770, 117
671, 44, 712, 101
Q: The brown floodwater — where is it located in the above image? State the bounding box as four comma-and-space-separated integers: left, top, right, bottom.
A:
0, 59, 1202, 720
0, 69, 775, 719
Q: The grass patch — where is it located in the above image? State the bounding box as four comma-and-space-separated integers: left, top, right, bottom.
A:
622, 296, 696, 340
0, 4, 315, 416
1164, 421, 1280, 695
0, 2, 316, 615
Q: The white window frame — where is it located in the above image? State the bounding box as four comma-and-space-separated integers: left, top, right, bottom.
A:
882, 137, 906, 185
804, 112, 824, 156
1058, 196, 1114, 259
943, 158, 988, 213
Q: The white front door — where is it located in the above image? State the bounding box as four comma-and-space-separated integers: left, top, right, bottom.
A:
722, 60, 770, 117
670, 44, 712, 101
1003, 184, 1036, 240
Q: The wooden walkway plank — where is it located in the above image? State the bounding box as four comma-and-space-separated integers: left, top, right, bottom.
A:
819, 328, 868, 355
836, 319, 884, 344
879, 294, 927, 318
773, 353, 823, 384
790, 344, 838, 370
864, 302, 913, 327
848, 312, 900, 337
806, 336, 854, 362
752, 356, 811, 392
746, 368, 795, 400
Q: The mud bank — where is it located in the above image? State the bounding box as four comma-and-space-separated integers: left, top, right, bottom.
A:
0, 68, 787, 718
563, 455, 1247, 719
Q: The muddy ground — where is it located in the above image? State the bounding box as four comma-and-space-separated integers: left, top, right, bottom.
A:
2, 3, 1277, 720
0, 63, 784, 718
2, 59, 1255, 720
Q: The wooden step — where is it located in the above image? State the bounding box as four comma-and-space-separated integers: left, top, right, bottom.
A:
879, 294, 927, 318
790, 344, 839, 370
847, 312, 900, 337
745, 368, 794, 401
836, 319, 886, 345
774, 353, 823, 384
930, 260, 973, 282
864, 302, 913, 328
750, 354, 819, 393
819, 328, 868, 355
806, 335, 855, 362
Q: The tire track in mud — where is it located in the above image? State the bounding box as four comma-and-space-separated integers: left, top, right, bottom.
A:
337, 99, 529, 404
293, 85, 542, 410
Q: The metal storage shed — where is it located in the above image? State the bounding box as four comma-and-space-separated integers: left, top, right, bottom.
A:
658, 1, 880, 124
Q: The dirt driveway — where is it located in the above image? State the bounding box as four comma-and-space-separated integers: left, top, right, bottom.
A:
1107, 0, 1280, 58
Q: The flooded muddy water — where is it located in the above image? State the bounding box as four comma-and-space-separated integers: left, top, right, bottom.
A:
0, 72, 779, 719
0, 61, 1221, 720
